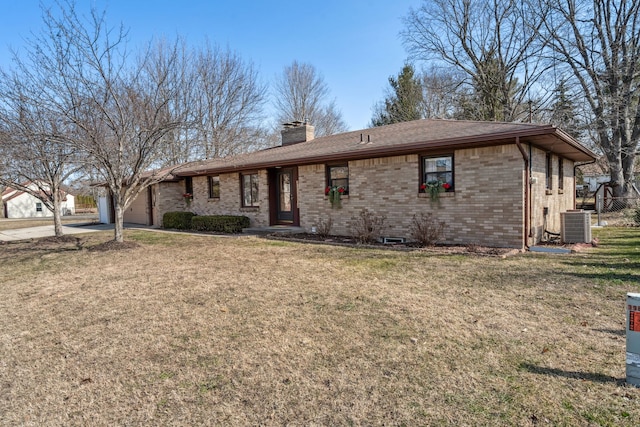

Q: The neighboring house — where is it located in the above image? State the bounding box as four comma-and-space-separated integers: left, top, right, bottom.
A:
577, 157, 640, 193
121, 119, 597, 249
2, 181, 75, 218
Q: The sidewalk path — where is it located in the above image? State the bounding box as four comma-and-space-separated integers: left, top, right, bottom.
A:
0, 223, 114, 242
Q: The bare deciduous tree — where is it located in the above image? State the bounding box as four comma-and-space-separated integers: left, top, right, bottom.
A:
192, 43, 268, 159
419, 66, 466, 119
148, 38, 199, 166
402, 0, 548, 122
0, 59, 82, 236
539, 0, 640, 197
273, 61, 348, 136
155, 40, 269, 163
15, 1, 186, 242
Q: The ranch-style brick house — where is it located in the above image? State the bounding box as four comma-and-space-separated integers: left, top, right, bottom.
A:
121, 119, 597, 249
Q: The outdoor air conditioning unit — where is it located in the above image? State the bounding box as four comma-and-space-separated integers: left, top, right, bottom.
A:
561, 210, 592, 244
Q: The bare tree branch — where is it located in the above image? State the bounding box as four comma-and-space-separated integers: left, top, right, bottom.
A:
402, 0, 549, 122
273, 61, 348, 136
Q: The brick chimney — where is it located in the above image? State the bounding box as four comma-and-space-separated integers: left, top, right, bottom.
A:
281, 120, 315, 146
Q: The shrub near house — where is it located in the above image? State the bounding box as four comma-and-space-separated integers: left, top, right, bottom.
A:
162, 212, 195, 230
191, 215, 250, 233
162, 212, 249, 233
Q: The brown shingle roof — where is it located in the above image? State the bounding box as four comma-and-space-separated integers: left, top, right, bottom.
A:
176, 119, 597, 176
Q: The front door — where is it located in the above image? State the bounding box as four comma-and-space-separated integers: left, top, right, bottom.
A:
276, 168, 295, 223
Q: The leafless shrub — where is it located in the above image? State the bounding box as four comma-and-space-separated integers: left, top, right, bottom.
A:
315, 216, 333, 238
409, 213, 445, 246
349, 208, 386, 244
466, 243, 480, 253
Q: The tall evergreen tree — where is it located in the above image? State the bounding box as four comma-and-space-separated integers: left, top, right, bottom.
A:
548, 79, 582, 139
371, 64, 424, 126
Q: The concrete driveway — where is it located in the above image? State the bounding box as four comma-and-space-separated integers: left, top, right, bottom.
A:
0, 222, 115, 242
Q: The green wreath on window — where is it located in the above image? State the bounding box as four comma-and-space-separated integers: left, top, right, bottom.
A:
420, 181, 451, 201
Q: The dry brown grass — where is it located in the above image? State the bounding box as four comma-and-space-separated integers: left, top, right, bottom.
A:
1, 228, 639, 426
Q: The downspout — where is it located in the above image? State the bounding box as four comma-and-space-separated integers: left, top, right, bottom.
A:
515, 137, 530, 249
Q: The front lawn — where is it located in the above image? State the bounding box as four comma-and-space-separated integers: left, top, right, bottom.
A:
1, 228, 638, 425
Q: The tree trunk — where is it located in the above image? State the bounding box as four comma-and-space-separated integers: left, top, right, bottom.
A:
604, 143, 626, 197
113, 200, 125, 243
622, 150, 637, 195
52, 185, 64, 237
0, 185, 5, 218
52, 202, 64, 237
608, 167, 626, 198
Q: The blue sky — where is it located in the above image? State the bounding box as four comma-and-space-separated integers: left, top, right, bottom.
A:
0, 0, 424, 131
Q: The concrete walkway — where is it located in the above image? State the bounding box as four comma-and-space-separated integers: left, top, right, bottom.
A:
0, 223, 115, 242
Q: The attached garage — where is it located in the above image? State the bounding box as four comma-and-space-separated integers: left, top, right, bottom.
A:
123, 188, 153, 225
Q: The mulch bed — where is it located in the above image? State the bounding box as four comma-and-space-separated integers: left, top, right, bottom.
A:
267, 233, 520, 257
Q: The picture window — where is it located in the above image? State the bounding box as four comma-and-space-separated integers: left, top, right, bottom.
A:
421, 155, 454, 192
326, 164, 349, 194
208, 176, 220, 199
241, 173, 259, 207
